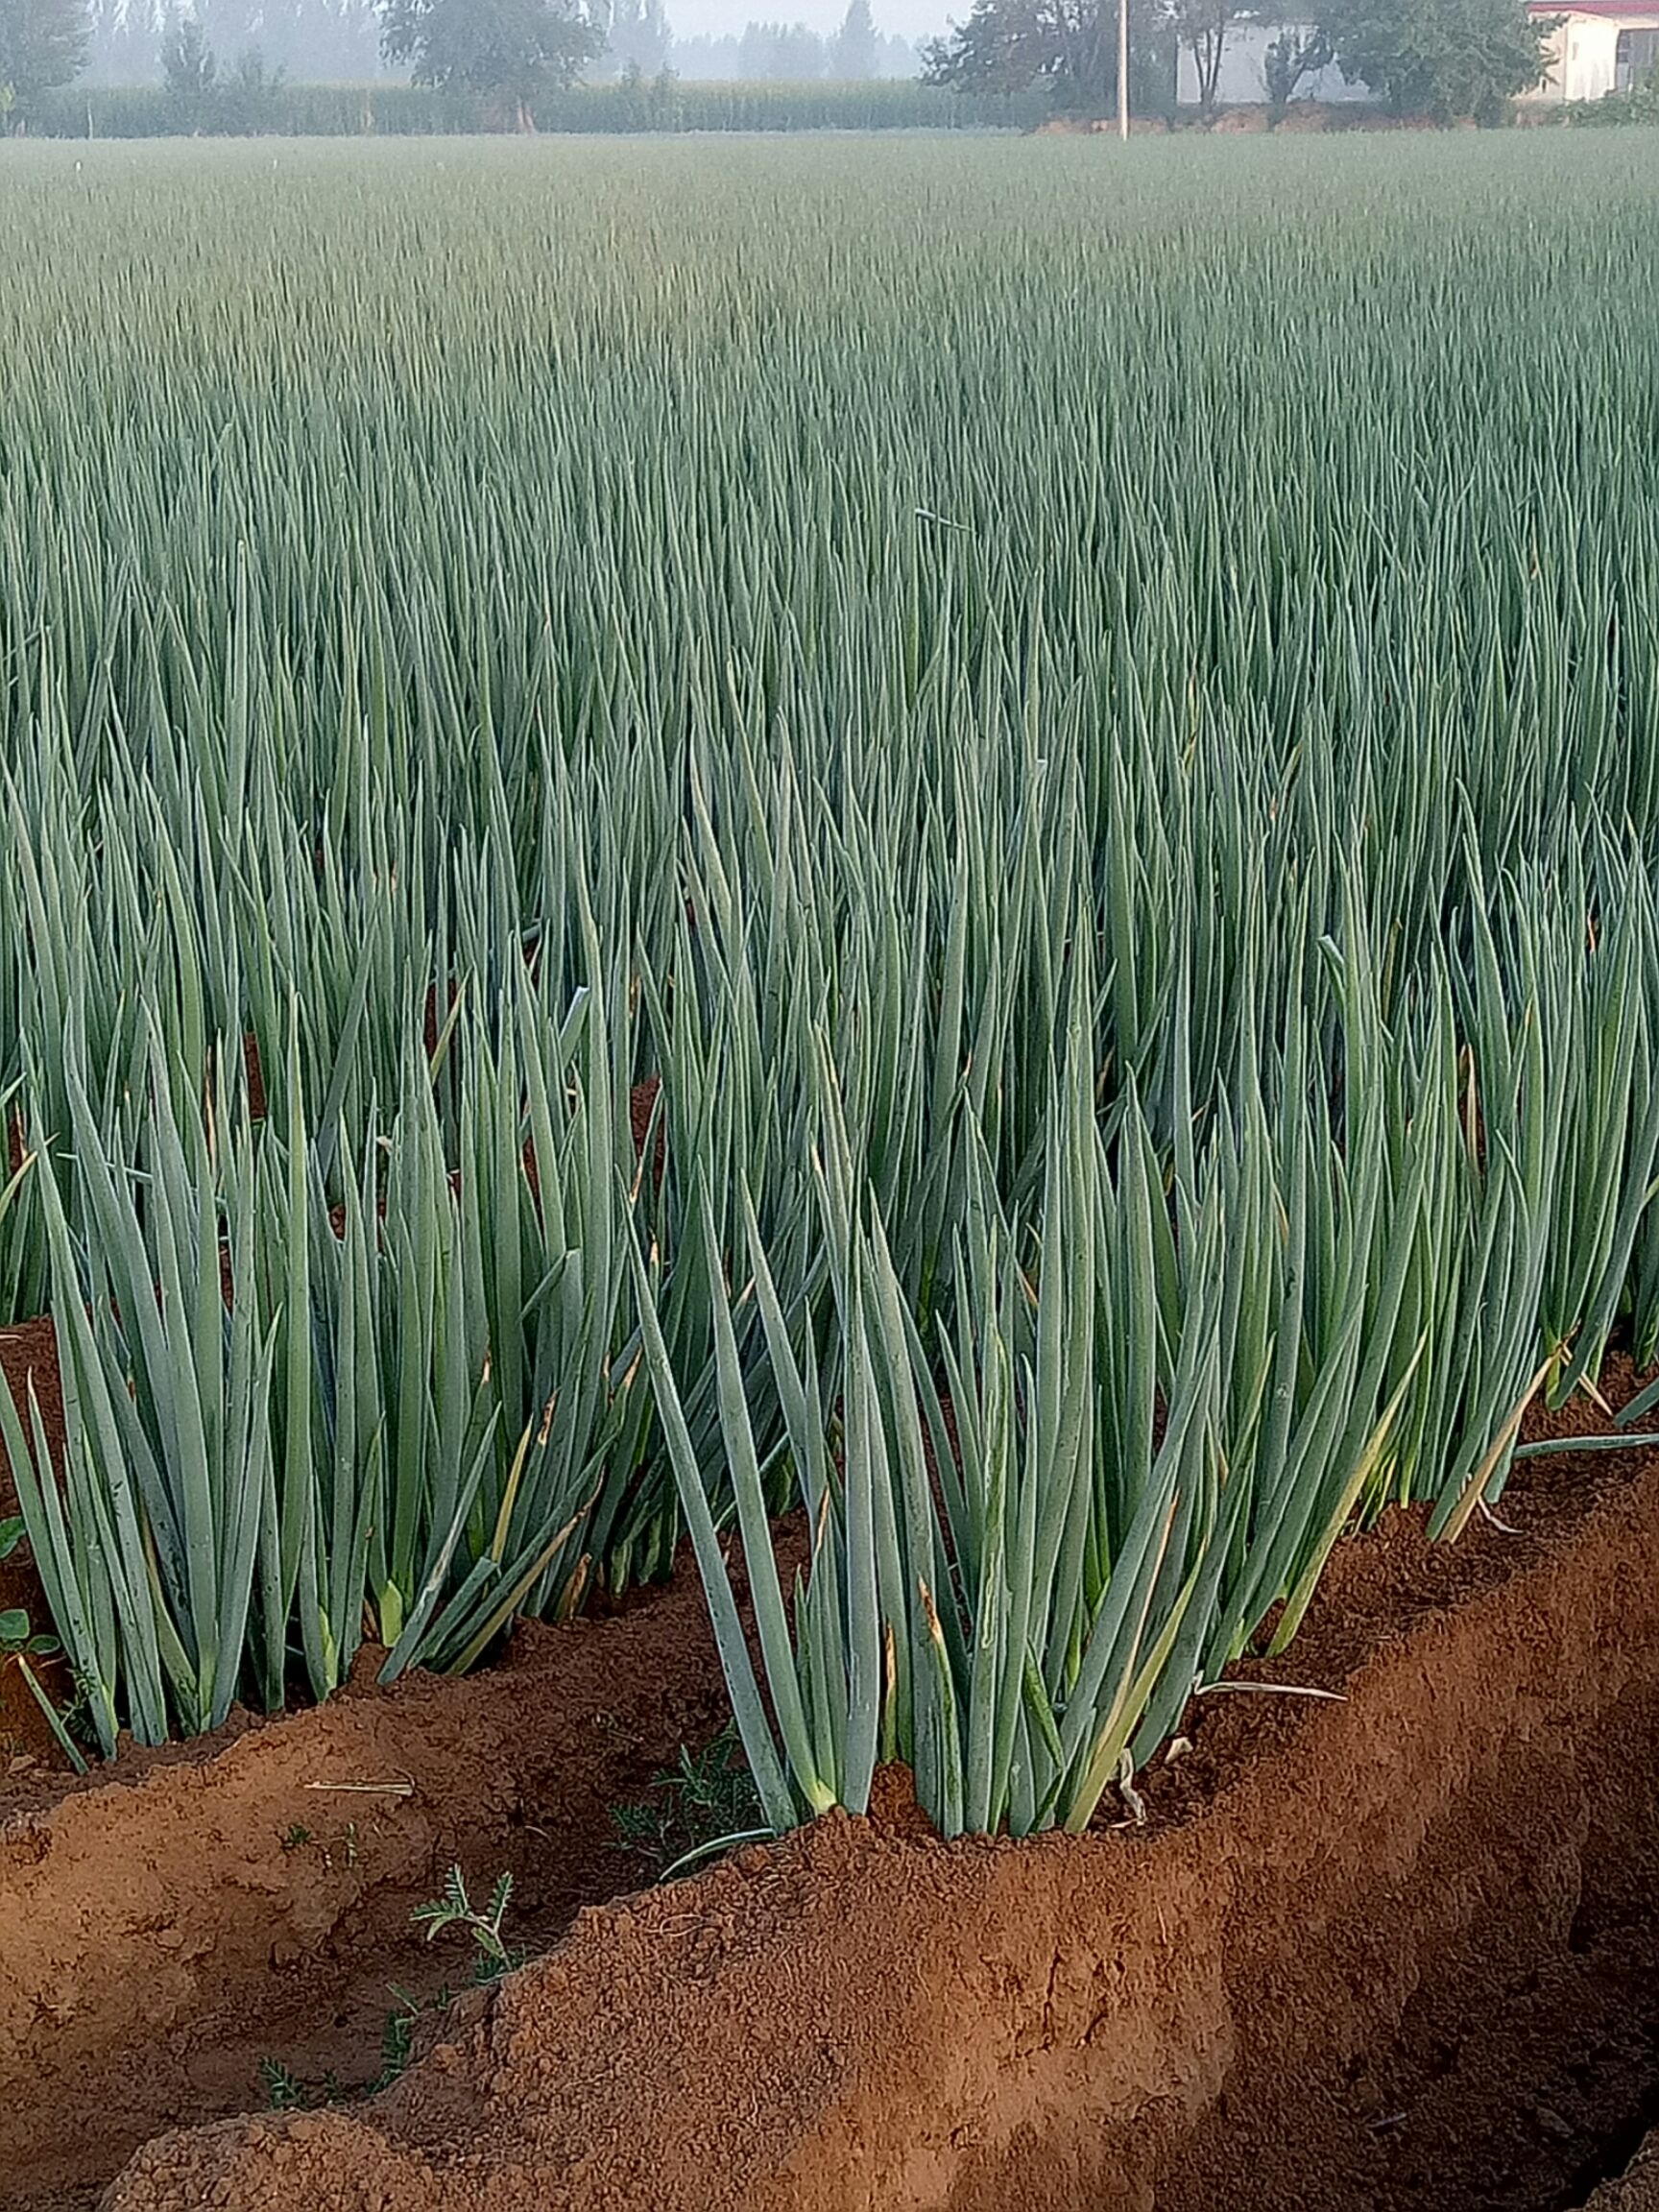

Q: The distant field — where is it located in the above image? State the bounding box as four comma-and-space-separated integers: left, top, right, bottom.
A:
0, 131, 1658, 1830
24, 77, 1049, 137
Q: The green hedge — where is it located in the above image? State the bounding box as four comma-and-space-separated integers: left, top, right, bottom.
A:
1560, 84, 1659, 124
22, 79, 1050, 140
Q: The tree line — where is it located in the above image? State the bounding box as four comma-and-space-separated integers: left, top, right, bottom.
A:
0, 0, 919, 114
922, 0, 1558, 123
0, 0, 1574, 132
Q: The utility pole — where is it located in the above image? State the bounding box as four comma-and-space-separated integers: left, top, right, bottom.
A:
1118, 0, 1130, 138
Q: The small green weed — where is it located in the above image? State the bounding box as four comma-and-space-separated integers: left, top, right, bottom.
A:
257, 1864, 522, 2110
0, 1519, 54, 1659
412, 1865, 520, 1976
612, 1724, 767, 1879
257, 2058, 309, 2111
0, 1519, 87, 1774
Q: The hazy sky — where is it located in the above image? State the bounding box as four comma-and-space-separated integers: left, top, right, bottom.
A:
669, 0, 952, 48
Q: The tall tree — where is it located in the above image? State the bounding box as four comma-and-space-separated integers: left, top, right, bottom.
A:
736, 18, 829, 74
1316, 0, 1551, 117
160, 4, 217, 93
830, 0, 881, 76
85, 0, 157, 83
0, 0, 90, 104
923, 0, 1169, 111
382, 0, 602, 126
86, 0, 387, 85
1262, 21, 1332, 117
196, 0, 258, 54
1170, 0, 1255, 112
923, 0, 1110, 100
595, 0, 671, 77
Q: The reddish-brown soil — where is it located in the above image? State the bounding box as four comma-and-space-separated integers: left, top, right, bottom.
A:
630, 1070, 664, 1182
242, 1033, 266, 1121
0, 1056, 679, 2185
0, 1316, 72, 1778
0, 1191, 776, 2212
0, 1551, 755, 2212
94, 1363, 1659, 2212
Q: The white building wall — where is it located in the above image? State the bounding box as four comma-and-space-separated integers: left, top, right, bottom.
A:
1175, 22, 1373, 106
1519, 10, 1659, 100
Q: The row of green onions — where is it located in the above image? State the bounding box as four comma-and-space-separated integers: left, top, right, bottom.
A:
0, 134, 1656, 1829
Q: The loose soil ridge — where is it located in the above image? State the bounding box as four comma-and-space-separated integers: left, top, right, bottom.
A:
1587, 2137, 1659, 2211
0, 1567, 739, 2212
102, 1374, 1659, 2212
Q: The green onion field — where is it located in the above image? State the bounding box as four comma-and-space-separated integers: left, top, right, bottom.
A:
9, 126, 1659, 2210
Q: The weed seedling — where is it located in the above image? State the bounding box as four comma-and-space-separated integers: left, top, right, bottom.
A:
0, 1520, 55, 1661
258, 2058, 309, 2111
612, 1724, 766, 1879
253, 1869, 522, 2115
412, 1866, 518, 1977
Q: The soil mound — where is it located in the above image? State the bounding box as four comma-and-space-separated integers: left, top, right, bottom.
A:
1587, 2139, 1659, 2211
102, 1383, 1659, 2212
1, 1567, 737, 2212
